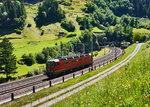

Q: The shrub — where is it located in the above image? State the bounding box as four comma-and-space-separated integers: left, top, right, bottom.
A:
14, 29, 22, 34
26, 71, 33, 77
27, 24, 32, 27
41, 30, 44, 36
94, 51, 98, 57
35, 53, 45, 64
34, 69, 40, 75
61, 19, 75, 32
66, 33, 77, 38
21, 53, 35, 66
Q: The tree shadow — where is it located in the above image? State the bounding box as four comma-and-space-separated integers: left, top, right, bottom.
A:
0, 76, 17, 84
35, 17, 61, 28
0, 28, 15, 37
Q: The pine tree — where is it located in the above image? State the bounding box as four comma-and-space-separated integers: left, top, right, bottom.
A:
0, 38, 17, 80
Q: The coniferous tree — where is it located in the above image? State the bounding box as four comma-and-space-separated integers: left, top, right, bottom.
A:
35, 0, 65, 27
0, 38, 17, 80
0, 0, 26, 29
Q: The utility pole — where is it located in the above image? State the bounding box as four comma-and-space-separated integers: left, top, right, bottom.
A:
60, 41, 63, 57
91, 35, 93, 61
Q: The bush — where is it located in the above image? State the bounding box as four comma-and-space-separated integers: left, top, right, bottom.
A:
66, 33, 77, 38
34, 69, 40, 75
61, 19, 75, 32
35, 53, 45, 64
14, 29, 22, 34
41, 30, 44, 36
94, 51, 98, 57
27, 24, 32, 27
21, 53, 35, 66
26, 71, 33, 77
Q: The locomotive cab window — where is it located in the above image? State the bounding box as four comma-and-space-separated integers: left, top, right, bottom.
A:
72, 60, 76, 63
79, 58, 82, 62
64, 61, 68, 65
56, 63, 60, 66
85, 57, 88, 60
46, 63, 49, 67
49, 62, 56, 67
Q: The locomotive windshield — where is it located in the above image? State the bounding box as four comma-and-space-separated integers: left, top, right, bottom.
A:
46, 62, 56, 68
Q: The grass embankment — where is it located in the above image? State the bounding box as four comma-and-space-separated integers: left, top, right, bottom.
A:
2, 44, 137, 107
93, 48, 109, 59
52, 42, 150, 106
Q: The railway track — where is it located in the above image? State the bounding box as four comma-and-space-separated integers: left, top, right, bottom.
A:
37, 43, 142, 107
0, 47, 123, 104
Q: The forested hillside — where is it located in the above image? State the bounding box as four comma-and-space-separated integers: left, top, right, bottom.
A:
0, 0, 150, 80
35, 0, 65, 27
0, 0, 26, 29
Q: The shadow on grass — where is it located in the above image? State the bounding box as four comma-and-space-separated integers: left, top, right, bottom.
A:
0, 76, 17, 84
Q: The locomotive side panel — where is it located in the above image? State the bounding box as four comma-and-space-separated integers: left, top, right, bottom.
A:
46, 55, 92, 78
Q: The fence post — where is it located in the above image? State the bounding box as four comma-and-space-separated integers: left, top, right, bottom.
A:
62, 77, 65, 82
82, 71, 83, 75
94, 66, 96, 70
33, 86, 35, 93
99, 64, 100, 68
73, 73, 75, 78
49, 81, 52, 87
89, 68, 90, 72
11, 93, 14, 101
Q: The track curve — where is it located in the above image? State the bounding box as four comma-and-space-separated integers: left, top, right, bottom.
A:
0, 47, 123, 104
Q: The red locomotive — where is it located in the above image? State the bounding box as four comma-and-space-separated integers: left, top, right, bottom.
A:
46, 54, 92, 78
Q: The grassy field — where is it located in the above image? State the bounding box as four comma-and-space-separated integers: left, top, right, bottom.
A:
52, 42, 150, 106
59, 0, 86, 13
133, 28, 150, 34
93, 48, 109, 59
0, 0, 104, 79
2, 44, 137, 107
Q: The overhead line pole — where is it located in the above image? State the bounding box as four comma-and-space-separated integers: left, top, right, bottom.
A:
60, 41, 63, 57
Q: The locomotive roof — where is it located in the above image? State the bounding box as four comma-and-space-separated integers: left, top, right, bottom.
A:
47, 54, 90, 63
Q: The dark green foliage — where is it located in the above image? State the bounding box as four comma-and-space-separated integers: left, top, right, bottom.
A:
14, 29, 22, 34
76, 16, 93, 30
66, 33, 76, 38
0, 0, 26, 29
26, 71, 33, 77
82, 2, 98, 13
133, 33, 149, 43
105, 24, 133, 42
79, 30, 99, 53
21, 53, 35, 66
35, 47, 59, 64
0, 38, 17, 80
35, 0, 65, 27
35, 53, 45, 64
27, 24, 32, 27
41, 30, 44, 36
93, 0, 150, 18
61, 19, 75, 32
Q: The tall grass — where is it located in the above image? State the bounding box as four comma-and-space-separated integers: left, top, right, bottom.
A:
52, 42, 150, 107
